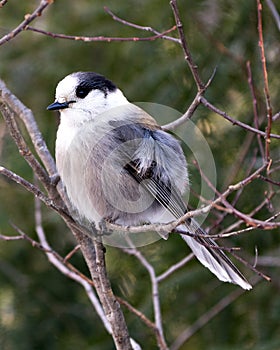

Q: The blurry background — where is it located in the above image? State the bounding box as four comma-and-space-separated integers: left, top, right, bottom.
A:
0, 1, 280, 349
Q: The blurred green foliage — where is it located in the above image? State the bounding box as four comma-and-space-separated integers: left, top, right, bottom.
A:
0, 1, 280, 349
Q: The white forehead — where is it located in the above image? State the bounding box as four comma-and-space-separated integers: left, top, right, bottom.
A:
55, 74, 79, 99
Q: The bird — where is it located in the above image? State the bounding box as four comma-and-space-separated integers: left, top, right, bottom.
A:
47, 71, 252, 290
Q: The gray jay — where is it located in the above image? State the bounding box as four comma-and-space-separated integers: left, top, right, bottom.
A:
47, 71, 251, 290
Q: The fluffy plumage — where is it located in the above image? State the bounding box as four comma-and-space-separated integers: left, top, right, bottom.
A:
48, 72, 252, 290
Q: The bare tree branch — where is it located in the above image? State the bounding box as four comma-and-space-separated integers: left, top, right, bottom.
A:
107, 162, 280, 238
0, 0, 52, 46
87, 237, 133, 350
0, 79, 57, 178
0, 102, 51, 189
257, 255, 280, 267
26, 25, 177, 43
170, 0, 205, 91
265, 0, 280, 31
257, 0, 273, 164
104, 6, 180, 44
1, 2, 279, 348
162, 91, 202, 131
0, 233, 24, 241
200, 96, 280, 139
246, 61, 265, 159
33, 195, 118, 339
123, 241, 168, 350
8, 212, 140, 349
272, 111, 280, 121
259, 175, 280, 187
157, 254, 194, 282
215, 192, 276, 238
163, 67, 217, 130
170, 277, 261, 350
0, 165, 77, 227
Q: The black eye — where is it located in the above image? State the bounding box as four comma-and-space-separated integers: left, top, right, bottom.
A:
76, 85, 91, 99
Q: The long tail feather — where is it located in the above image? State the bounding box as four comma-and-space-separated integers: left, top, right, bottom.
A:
180, 221, 252, 290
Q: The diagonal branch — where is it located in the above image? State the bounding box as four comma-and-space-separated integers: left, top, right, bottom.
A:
200, 96, 280, 139
0, 0, 53, 46
163, 68, 217, 130
170, 277, 261, 350
0, 102, 51, 189
107, 162, 280, 238
170, 0, 205, 91
265, 0, 280, 31
157, 254, 194, 282
33, 195, 113, 336
0, 165, 75, 221
104, 6, 180, 44
0, 79, 57, 178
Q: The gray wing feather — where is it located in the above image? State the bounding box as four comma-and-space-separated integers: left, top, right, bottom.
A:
124, 158, 252, 290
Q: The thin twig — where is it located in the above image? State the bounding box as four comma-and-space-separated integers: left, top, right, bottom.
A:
0, 165, 72, 220
257, 255, 280, 267
162, 68, 216, 131
9, 223, 91, 286
157, 254, 194, 282
106, 161, 280, 237
272, 111, 280, 121
269, 162, 280, 175
170, 276, 261, 350
253, 246, 259, 268
170, 0, 205, 91
0, 102, 51, 189
104, 6, 180, 44
0, 166, 54, 208
33, 196, 144, 348
0, 0, 52, 46
246, 61, 265, 159
265, 0, 280, 31
123, 242, 168, 350
33, 216, 109, 332
223, 131, 257, 188
5, 207, 145, 349
257, 0, 273, 164
208, 146, 258, 232
115, 297, 159, 334
0, 79, 57, 178
15, 197, 113, 335
63, 245, 81, 262
0, 165, 98, 241
162, 91, 201, 131
196, 161, 280, 229
231, 250, 271, 282
216, 192, 275, 238
259, 175, 280, 186
0, 233, 25, 241
26, 25, 177, 43
200, 96, 280, 139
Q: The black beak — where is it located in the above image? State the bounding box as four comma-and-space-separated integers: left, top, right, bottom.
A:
47, 101, 71, 111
